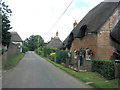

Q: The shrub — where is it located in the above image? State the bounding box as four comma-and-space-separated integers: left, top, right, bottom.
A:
42, 47, 58, 57
49, 53, 56, 61
22, 46, 29, 53
92, 60, 115, 80
56, 51, 69, 64
35, 47, 42, 55
38, 51, 42, 55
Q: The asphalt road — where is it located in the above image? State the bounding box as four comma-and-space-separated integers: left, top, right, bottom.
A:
3, 51, 92, 88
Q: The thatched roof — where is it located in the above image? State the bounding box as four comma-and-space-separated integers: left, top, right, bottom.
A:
74, 2, 119, 37
47, 37, 62, 49
61, 2, 119, 49
10, 32, 23, 42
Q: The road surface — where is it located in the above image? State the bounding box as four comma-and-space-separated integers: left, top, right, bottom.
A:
3, 51, 92, 88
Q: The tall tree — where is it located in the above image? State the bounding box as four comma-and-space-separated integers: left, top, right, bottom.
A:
1, 2, 12, 47
24, 35, 44, 51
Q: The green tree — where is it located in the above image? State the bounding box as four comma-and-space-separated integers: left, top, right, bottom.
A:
24, 35, 44, 51
1, 2, 12, 47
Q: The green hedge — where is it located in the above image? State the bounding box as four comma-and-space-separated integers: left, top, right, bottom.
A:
42, 47, 59, 57
22, 46, 29, 53
92, 60, 115, 80
56, 51, 69, 64
35, 47, 42, 55
49, 53, 56, 61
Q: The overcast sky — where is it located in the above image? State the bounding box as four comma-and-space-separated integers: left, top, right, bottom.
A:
5, 0, 103, 42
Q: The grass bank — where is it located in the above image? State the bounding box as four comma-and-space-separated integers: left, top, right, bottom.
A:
39, 55, 118, 88
5, 53, 25, 69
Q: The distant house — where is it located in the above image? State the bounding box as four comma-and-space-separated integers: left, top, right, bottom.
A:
61, 2, 120, 71
7, 32, 23, 59
47, 31, 62, 49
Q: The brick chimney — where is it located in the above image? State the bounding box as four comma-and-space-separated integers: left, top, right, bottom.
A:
51, 37, 53, 40
73, 20, 77, 28
56, 31, 58, 36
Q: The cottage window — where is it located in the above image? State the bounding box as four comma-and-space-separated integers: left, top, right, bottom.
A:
86, 49, 91, 61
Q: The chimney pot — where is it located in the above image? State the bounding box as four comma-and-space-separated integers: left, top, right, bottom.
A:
51, 37, 53, 40
73, 20, 77, 28
56, 31, 58, 36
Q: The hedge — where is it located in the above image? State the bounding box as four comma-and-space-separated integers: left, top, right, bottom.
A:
56, 51, 69, 64
35, 47, 42, 55
92, 60, 115, 80
49, 53, 56, 61
22, 46, 29, 53
42, 47, 59, 57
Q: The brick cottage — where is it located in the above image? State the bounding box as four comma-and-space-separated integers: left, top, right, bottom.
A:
61, 2, 120, 71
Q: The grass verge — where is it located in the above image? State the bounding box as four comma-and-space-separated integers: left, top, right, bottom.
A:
5, 53, 25, 69
39, 55, 118, 88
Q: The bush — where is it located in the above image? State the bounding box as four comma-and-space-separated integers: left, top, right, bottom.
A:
56, 51, 69, 64
35, 47, 42, 55
49, 53, 56, 61
22, 46, 29, 53
42, 47, 58, 57
92, 60, 115, 80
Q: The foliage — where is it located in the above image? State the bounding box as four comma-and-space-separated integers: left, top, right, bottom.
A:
35, 47, 42, 55
92, 60, 115, 80
1, 48, 7, 54
1, 2, 12, 47
49, 53, 56, 61
24, 35, 44, 51
56, 50, 69, 64
42, 47, 58, 57
22, 46, 29, 53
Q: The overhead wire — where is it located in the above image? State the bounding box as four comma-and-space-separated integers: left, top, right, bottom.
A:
43, 0, 74, 38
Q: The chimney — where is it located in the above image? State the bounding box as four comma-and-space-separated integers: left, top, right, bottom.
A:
51, 37, 53, 40
56, 31, 58, 36
73, 20, 77, 28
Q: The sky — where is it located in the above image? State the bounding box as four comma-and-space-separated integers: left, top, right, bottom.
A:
4, 0, 104, 42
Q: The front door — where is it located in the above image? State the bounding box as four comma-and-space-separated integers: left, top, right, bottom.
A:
80, 56, 83, 66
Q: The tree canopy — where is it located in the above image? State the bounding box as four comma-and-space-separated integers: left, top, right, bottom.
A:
24, 35, 44, 51
1, 2, 12, 47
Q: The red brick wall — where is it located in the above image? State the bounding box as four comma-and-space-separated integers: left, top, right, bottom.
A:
96, 8, 118, 60
70, 34, 97, 71
97, 32, 115, 60
71, 34, 97, 59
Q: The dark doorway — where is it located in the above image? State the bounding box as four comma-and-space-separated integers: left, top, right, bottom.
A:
80, 56, 84, 66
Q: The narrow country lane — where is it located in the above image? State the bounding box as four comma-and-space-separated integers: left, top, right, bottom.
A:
3, 51, 92, 88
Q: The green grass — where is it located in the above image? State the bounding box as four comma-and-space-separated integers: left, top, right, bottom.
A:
38, 55, 119, 88
5, 53, 25, 69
